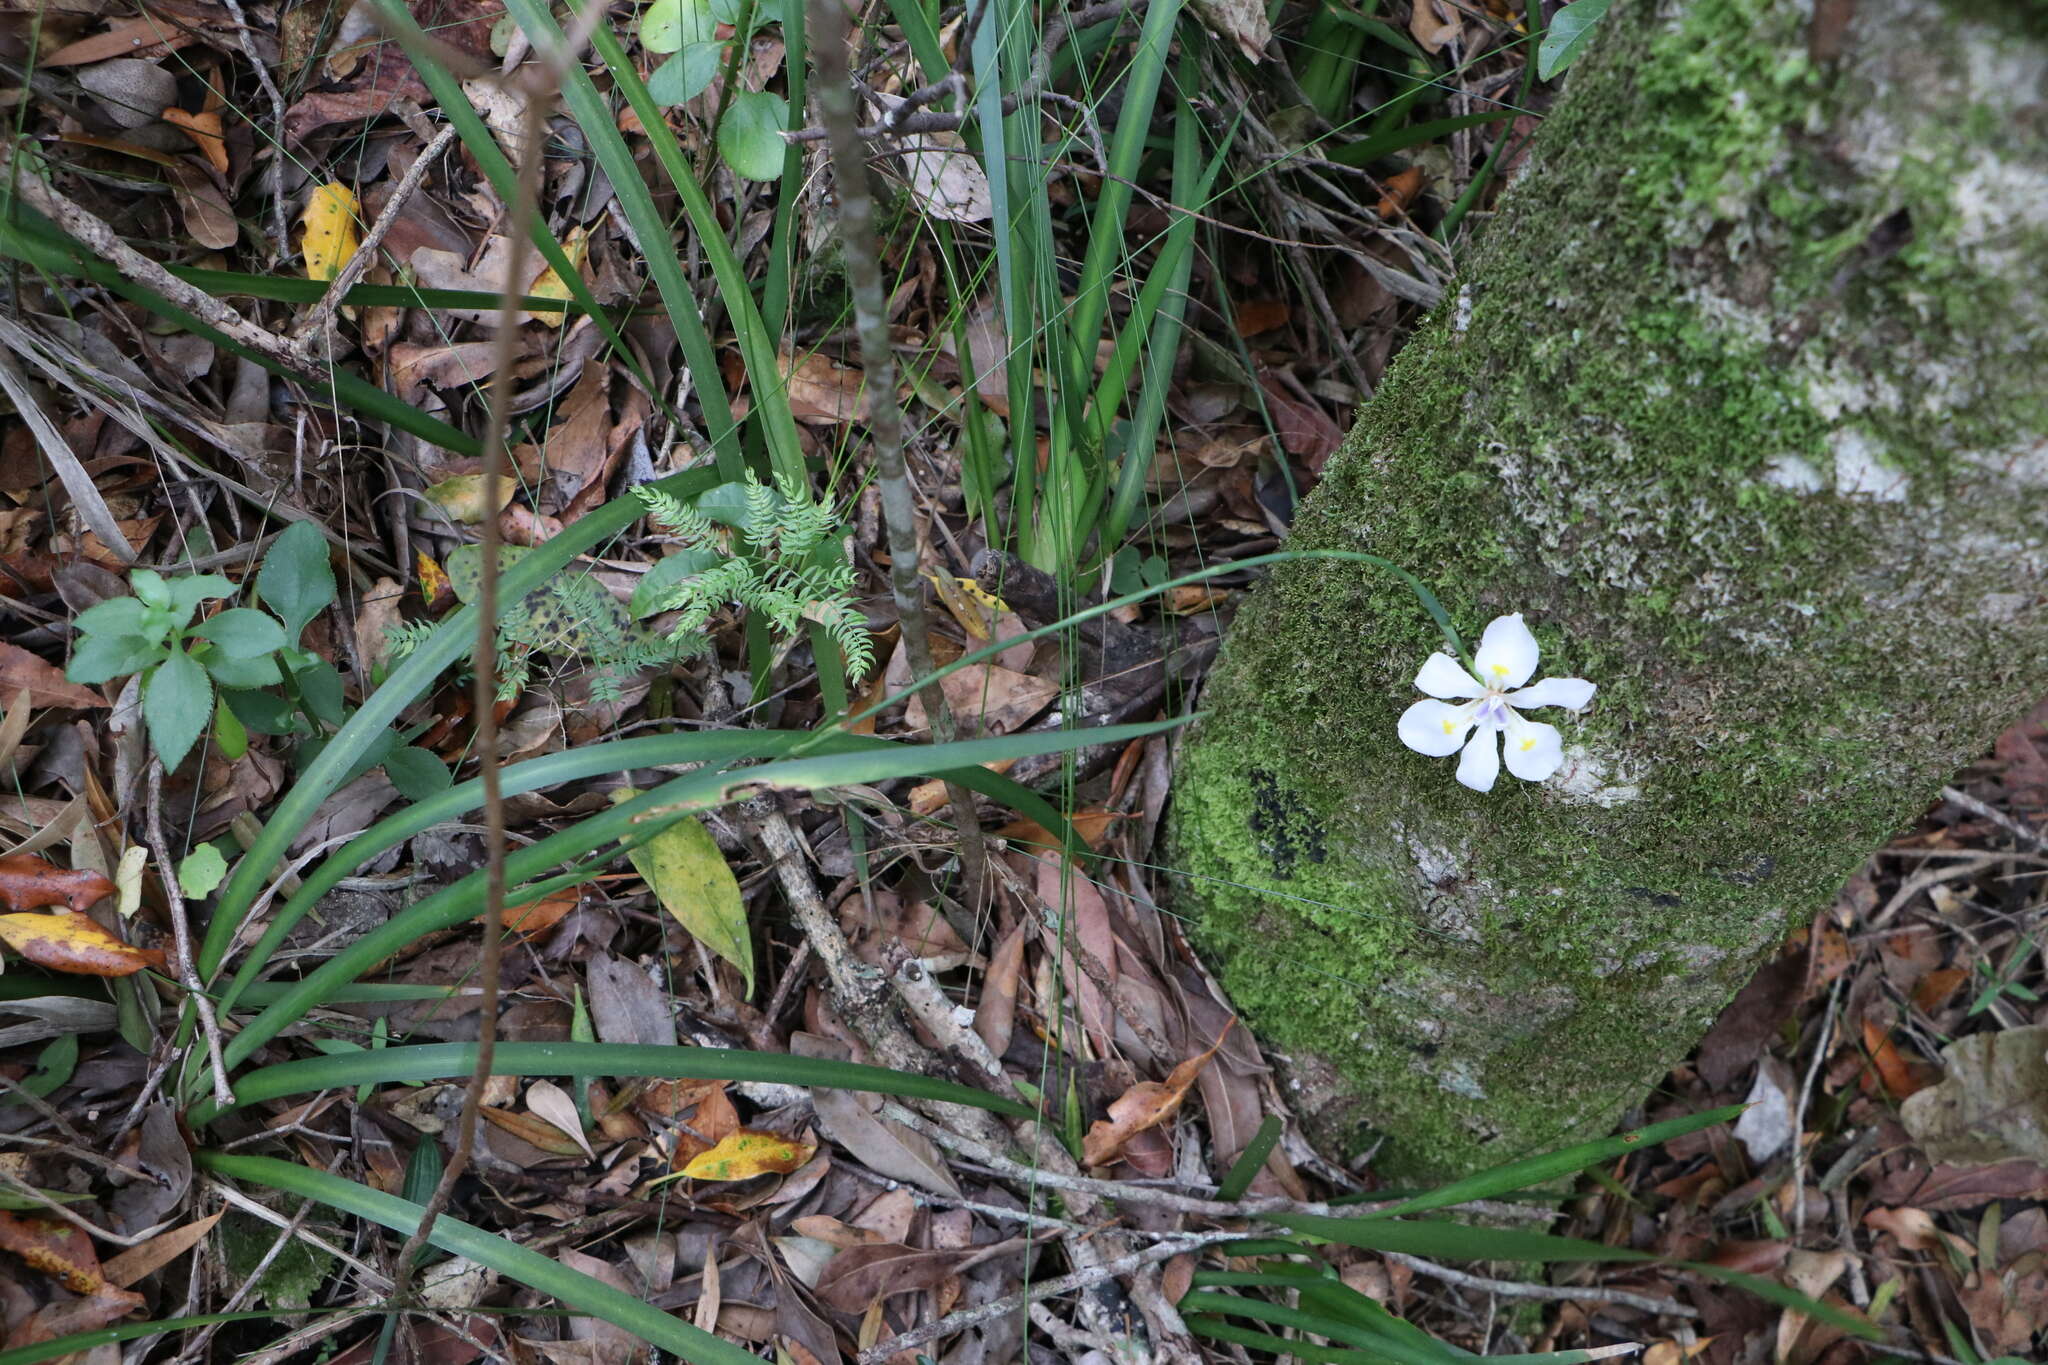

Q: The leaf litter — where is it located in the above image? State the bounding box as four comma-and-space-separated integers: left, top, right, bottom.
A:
0, 3, 2041, 1364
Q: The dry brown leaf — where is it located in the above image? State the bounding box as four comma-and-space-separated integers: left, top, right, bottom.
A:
904, 662, 1056, 737
1082, 1027, 1231, 1167
46, 17, 197, 68
1189, 0, 1272, 62
815, 1243, 966, 1314
162, 108, 228, 174
1407, 0, 1463, 52
101, 1211, 223, 1288
974, 922, 1027, 1058
481, 1105, 588, 1158
781, 348, 869, 424
1036, 852, 1117, 1055
168, 160, 237, 248
0, 853, 114, 912
0, 644, 104, 709
1234, 299, 1289, 336
1376, 166, 1426, 220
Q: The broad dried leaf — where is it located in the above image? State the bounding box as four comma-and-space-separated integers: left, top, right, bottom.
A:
0, 643, 105, 709
887, 121, 992, 222
526, 1081, 594, 1159
1082, 1028, 1230, 1167
0, 854, 114, 912
613, 796, 754, 995
480, 1105, 588, 1158
101, 1211, 222, 1288
162, 107, 227, 174
1407, 0, 1462, 52
681, 1129, 814, 1182
904, 662, 1057, 737
780, 347, 868, 424
0, 912, 158, 976
1189, 0, 1272, 62
301, 182, 360, 281
815, 1243, 963, 1314
1901, 1026, 2048, 1166
1862, 1016, 1936, 1100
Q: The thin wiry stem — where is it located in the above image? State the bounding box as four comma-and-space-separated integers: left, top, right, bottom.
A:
387, 89, 543, 1296
811, 0, 987, 915
147, 761, 234, 1106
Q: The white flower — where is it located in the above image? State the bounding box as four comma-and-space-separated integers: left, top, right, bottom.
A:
1396, 614, 1596, 793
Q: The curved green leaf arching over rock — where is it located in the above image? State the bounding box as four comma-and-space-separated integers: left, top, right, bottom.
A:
1169, 0, 2048, 1178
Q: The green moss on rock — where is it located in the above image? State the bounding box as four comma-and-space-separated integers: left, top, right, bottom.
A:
1168, 0, 2048, 1179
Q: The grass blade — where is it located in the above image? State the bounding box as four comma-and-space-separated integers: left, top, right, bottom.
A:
1215, 1114, 1283, 1202
196, 1154, 761, 1365
198, 467, 722, 981
214, 728, 1086, 1019
0, 204, 480, 457
193, 1041, 1035, 1126
209, 716, 1186, 1080
1350, 1105, 1744, 1219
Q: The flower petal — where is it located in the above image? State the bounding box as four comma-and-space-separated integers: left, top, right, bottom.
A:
1474, 613, 1541, 689
1414, 652, 1483, 700
1398, 699, 1478, 757
1455, 728, 1501, 792
1505, 676, 1596, 712
1503, 715, 1565, 782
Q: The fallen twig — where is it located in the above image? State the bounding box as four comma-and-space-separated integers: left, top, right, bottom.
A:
147, 761, 234, 1107
857, 1230, 1239, 1365
293, 122, 461, 358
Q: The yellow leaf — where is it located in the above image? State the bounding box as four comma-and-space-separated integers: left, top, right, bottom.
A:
416, 549, 450, 603
300, 182, 359, 282
422, 474, 512, 525
680, 1129, 813, 1182
611, 791, 754, 995
527, 225, 588, 329
0, 912, 164, 977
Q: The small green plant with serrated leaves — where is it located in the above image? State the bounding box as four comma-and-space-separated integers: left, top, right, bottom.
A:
64, 523, 451, 798
64, 524, 336, 771
634, 470, 872, 681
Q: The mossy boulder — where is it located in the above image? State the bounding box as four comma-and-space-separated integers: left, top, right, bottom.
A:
1168, 0, 2048, 1180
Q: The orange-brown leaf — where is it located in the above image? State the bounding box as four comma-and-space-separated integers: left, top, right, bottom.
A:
0, 912, 162, 976
1082, 1026, 1232, 1167
162, 108, 228, 174
681, 1129, 814, 1182
0, 643, 105, 710
0, 854, 115, 912
479, 1105, 587, 1157
1376, 166, 1426, 220
0, 1212, 109, 1294
1861, 1017, 1931, 1100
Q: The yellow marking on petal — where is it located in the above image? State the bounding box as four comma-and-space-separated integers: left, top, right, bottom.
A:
1519, 738, 1537, 751
1490, 664, 1509, 675
1442, 719, 1458, 734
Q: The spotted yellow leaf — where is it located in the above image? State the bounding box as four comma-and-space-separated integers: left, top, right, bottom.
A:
416, 549, 450, 604
680, 1129, 813, 1182
527, 225, 588, 328
300, 182, 359, 282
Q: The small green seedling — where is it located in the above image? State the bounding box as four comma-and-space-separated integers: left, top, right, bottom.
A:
65, 524, 338, 771
65, 523, 450, 798
638, 0, 788, 180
